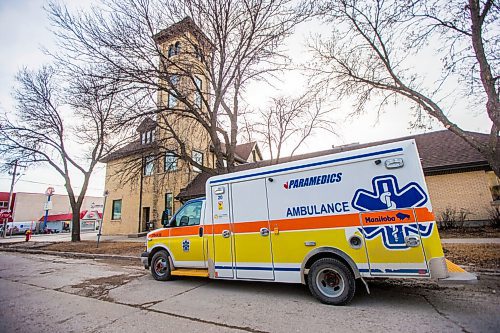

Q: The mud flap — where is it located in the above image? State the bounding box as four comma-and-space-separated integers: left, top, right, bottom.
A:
438, 259, 478, 285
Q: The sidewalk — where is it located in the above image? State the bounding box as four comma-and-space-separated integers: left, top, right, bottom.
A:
441, 238, 500, 244
0, 231, 146, 244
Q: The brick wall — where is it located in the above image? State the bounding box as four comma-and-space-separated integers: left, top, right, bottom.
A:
425, 170, 494, 222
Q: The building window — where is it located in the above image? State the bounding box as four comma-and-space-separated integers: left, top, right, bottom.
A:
165, 192, 173, 217
164, 153, 178, 172
192, 150, 203, 172
174, 41, 181, 55
168, 44, 174, 58
141, 130, 154, 145
144, 156, 154, 176
194, 76, 202, 108
168, 75, 180, 108
193, 45, 202, 60
112, 200, 122, 220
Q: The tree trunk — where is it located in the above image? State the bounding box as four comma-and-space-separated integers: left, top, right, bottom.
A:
70, 202, 82, 242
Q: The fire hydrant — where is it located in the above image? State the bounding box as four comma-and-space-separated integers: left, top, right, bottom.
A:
25, 229, 32, 242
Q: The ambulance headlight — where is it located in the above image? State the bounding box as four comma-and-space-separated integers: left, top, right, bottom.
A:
349, 235, 362, 249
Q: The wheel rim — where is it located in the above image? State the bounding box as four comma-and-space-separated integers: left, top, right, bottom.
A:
154, 257, 168, 276
315, 268, 345, 298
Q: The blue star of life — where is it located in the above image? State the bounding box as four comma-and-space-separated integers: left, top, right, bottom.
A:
351, 175, 427, 211
182, 239, 190, 252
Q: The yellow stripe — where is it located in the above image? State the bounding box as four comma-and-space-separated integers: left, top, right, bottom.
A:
171, 269, 209, 277
446, 259, 465, 273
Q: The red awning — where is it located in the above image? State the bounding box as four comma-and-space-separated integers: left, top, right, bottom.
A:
39, 210, 89, 222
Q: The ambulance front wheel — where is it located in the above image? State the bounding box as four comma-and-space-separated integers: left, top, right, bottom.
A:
307, 258, 355, 305
151, 250, 172, 281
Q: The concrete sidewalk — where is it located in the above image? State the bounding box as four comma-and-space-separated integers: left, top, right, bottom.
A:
441, 238, 500, 244
0, 231, 146, 244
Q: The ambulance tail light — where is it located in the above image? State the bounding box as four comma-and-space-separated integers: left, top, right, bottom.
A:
385, 158, 404, 169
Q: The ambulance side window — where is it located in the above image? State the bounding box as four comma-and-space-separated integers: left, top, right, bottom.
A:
173, 201, 202, 227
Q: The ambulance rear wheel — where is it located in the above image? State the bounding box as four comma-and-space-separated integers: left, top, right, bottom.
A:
151, 251, 172, 281
307, 258, 355, 305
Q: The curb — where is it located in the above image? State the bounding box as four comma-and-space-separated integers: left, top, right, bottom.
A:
0, 247, 140, 261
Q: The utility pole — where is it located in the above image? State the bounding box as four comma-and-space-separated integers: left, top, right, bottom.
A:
3, 160, 18, 238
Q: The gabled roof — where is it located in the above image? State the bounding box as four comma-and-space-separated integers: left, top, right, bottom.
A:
176, 130, 495, 201
136, 117, 157, 133
235, 141, 262, 162
219, 141, 262, 163
100, 139, 157, 163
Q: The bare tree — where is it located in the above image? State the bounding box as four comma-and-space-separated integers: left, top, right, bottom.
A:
310, 0, 499, 176
249, 92, 335, 163
46, 0, 312, 179
0, 66, 123, 241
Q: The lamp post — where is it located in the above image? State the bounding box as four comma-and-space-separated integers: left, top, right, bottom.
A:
2, 160, 18, 238
96, 190, 108, 248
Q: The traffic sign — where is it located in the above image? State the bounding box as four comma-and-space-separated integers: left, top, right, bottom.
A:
0, 210, 12, 219
45, 187, 55, 196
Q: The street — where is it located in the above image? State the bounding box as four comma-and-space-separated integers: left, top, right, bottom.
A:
0, 252, 498, 333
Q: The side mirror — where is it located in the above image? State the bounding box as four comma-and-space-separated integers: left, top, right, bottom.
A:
161, 210, 170, 227
180, 216, 189, 226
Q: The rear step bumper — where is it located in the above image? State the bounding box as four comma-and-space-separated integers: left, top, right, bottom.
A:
438, 259, 478, 285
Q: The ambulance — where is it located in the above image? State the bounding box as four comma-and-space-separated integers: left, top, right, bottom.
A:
141, 140, 476, 305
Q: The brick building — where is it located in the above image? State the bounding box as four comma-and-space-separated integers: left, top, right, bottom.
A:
101, 17, 498, 235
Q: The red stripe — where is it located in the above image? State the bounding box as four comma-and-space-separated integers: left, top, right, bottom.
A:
149, 207, 435, 238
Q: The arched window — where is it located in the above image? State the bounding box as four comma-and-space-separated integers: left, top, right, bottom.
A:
174, 41, 181, 55
194, 45, 201, 59
168, 45, 174, 58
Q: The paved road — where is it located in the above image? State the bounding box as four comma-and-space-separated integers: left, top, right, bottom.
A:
0, 252, 498, 333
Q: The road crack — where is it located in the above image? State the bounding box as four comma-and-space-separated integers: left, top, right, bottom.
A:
1, 276, 268, 333
420, 293, 472, 333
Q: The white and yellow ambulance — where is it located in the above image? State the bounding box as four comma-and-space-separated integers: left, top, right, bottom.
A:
141, 140, 476, 305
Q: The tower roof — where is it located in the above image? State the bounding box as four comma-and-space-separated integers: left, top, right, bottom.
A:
153, 16, 211, 47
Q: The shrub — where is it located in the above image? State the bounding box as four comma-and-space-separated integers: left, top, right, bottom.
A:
437, 207, 472, 230
488, 206, 500, 229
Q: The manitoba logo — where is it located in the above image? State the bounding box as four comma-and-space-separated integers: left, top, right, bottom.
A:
359, 223, 433, 250
284, 172, 342, 190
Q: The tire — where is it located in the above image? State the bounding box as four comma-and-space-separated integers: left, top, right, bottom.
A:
151, 250, 172, 281
307, 258, 356, 305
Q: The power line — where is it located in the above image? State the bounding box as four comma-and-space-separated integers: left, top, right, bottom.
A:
0, 177, 105, 191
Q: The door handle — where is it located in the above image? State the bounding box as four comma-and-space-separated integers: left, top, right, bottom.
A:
222, 230, 231, 238
404, 235, 420, 247
260, 228, 270, 237
199, 227, 203, 237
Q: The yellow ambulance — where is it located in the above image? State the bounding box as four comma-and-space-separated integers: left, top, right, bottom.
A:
141, 140, 476, 305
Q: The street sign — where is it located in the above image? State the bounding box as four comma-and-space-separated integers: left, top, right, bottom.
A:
45, 187, 55, 196
0, 210, 12, 219
44, 201, 53, 211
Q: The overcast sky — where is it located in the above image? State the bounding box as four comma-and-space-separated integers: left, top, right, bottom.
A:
0, 0, 491, 197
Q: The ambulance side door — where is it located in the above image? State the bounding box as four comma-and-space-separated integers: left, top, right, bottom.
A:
168, 200, 206, 268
